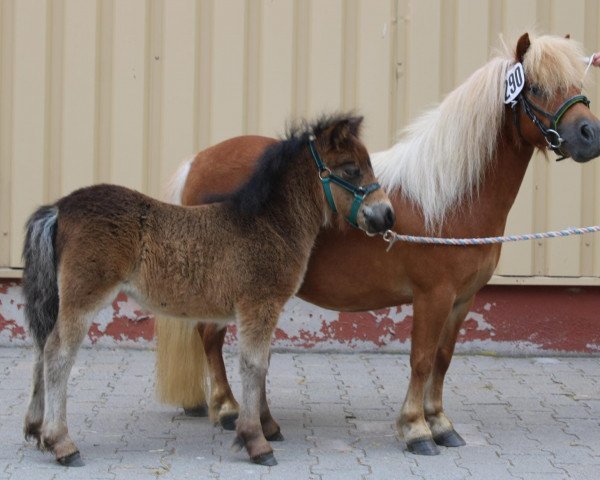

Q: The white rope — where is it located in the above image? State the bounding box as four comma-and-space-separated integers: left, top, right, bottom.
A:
382, 225, 600, 251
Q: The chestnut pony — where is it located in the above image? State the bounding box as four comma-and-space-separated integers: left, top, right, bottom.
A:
22, 114, 394, 467
155, 33, 600, 456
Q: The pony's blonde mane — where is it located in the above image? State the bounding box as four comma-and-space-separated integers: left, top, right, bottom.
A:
374, 34, 587, 231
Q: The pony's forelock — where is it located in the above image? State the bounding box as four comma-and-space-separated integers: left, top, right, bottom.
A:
374, 33, 588, 232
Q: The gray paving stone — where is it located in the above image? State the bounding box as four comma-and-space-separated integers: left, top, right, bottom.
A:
1, 347, 600, 479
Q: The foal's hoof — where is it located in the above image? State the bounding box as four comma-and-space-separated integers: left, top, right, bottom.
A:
406, 437, 441, 456
57, 451, 84, 467
265, 430, 284, 442
220, 413, 239, 431
252, 452, 278, 466
183, 404, 209, 417
433, 429, 466, 448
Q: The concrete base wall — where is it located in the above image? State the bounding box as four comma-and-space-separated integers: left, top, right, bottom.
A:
1, 279, 599, 354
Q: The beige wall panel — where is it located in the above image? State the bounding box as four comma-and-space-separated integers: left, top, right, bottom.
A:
159, 0, 197, 195
2, 0, 600, 282
455, 0, 489, 85
210, 0, 245, 145
306, 0, 344, 116
9, 0, 47, 267
355, 0, 394, 151
545, 1, 586, 276
111, 0, 147, 190
406, 0, 441, 120
503, 0, 537, 39
61, 0, 97, 195
258, 0, 294, 136
0, 0, 14, 267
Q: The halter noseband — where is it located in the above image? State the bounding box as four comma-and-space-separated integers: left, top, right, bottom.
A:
308, 134, 381, 228
513, 92, 591, 160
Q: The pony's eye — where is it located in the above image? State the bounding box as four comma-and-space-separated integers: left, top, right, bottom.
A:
530, 84, 542, 96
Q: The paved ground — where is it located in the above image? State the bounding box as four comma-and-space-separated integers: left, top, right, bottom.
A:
0, 347, 599, 479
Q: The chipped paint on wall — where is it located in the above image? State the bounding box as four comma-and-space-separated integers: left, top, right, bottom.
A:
1, 279, 599, 354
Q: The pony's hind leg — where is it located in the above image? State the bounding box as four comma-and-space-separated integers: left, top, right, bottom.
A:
398, 289, 455, 456
200, 323, 240, 429
232, 301, 282, 466
24, 347, 46, 446
40, 305, 95, 467
424, 297, 474, 448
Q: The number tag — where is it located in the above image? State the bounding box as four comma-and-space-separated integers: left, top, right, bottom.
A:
504, 62, 525, 104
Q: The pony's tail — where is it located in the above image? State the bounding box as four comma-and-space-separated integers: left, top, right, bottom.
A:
22, 205, 59, 350
155, 156, 209, 410
163, 157, 193, 204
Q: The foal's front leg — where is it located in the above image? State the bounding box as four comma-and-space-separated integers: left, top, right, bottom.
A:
233, 302, 281, 466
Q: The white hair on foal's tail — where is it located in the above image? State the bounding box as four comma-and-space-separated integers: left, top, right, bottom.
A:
163, 158, 193, 204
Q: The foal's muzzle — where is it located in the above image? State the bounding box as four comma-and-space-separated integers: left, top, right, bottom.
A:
363, 203, 395, 234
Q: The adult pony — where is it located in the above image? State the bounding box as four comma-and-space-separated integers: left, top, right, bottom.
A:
21, 114, 394, 467
155, 33, 600, 456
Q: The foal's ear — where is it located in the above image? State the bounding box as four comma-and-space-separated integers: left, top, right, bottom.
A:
516, 32, 530, 63
330, 116, 364, 149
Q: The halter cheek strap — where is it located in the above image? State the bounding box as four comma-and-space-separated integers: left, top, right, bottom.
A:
514, 93, 591, 160
308, 136, 381, 228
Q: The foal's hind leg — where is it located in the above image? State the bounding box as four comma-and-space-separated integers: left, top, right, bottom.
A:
424, 297, 473, 448
24, 347, 46, 445
199, 323, 240, 429
398, 289, 454, 455
40, 306, 93, 466
232, 301, 282, 466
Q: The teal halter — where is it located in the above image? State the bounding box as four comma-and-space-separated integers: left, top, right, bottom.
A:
308, 135, 381, 228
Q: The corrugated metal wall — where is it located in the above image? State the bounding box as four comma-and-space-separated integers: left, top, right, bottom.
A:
1, 0, 600, 283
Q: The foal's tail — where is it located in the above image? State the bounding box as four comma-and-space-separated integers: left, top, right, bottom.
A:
22, 205, 60, 350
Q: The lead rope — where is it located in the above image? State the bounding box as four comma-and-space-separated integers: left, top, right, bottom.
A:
382, 225, 600, 252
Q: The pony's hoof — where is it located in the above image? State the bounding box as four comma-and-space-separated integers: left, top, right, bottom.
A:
433, 429, 466, 447
406, 437, 440, 456
252, 452, 278, 466
265, 430, 284, 442
57, 451, 84, 467
183, 404, 209, 417
220, 413, 238, 431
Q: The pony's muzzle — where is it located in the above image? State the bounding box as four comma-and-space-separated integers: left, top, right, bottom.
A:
363, 203, 395, 234
562, 118, 600, 162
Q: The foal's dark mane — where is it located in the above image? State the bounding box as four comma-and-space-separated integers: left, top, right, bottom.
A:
211, 113, 362, 216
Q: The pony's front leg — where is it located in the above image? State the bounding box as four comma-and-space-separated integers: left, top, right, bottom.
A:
399, 289, 454, 455
233, 303, 281, 466
423, 297, 473, 448
40, 308, 90, 467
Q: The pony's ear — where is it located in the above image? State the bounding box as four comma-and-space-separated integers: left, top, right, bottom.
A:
516, 33, 530, 63
329, 116, 364, 149
565, 33, 571, 39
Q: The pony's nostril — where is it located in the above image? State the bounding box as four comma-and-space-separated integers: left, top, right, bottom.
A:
580, 123, 594, 142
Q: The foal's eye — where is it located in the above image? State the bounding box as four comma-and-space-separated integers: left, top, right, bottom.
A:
529, 84, 542, 97
341, 165, 361, 180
